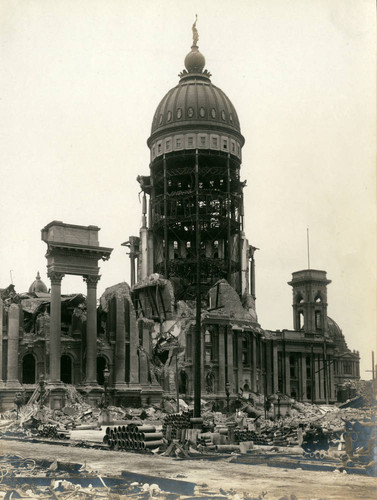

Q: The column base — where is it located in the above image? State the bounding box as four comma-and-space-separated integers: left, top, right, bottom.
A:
0, 386, 22, 412
82, 380, 100, 387
140, 385, 163, 405
114, 383, 129, 391
46, 384, 67, 410
113, 387, 141, 407
78, 385, 104, 407
5, 380, 22, 390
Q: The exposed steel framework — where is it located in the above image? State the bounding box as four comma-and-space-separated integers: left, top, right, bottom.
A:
150, 149, 245, 301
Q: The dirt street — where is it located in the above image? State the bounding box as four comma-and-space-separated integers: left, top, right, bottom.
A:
1, 439, 376, 499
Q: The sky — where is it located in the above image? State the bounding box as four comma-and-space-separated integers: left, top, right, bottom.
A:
1, 0, 376, 378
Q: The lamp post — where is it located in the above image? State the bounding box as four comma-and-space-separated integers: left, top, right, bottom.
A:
103, 366, 110, 408
277, 391, 281, 419
39, 375, 46, 409
225, 382, 230, 413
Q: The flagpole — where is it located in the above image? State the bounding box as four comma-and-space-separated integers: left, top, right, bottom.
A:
307, 227, 310, 269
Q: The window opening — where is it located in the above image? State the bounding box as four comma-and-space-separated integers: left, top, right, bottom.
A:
315, 311, 321, 330
298, 311, 304, 330
22, 354, 36, 384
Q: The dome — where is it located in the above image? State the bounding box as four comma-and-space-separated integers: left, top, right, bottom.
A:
149, 76, 243, 140
148, 24, 244, 146
28, 272, 48, 294
327, 316, 347, 348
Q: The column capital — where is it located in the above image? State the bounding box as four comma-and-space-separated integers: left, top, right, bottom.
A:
83, 274, 101, 288
48, 271, 65, 285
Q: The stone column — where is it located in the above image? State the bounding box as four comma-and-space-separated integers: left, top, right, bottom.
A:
301, 353, 307, 401
315, 355, 320, 402
147, 230, 154, 275
6, 303, 21, 387
140, 227, 148, 280
201, 327, 206, 392
218, 326, 226, 394
319, 357, 325, 401
285, 353, 290, 396
48, 271, 64, 384
237, 332, 243, 390
0, 299, 4, 385
83, 275, 100, 385
329, 357, 335, 401
115, 298, 127, 388
139, 322, 148, 386
250, 257, 256, 299
128, 307, 139, 386
140, 194, 148, 281
252, 335, 257, 392
226, 327, 234, 391
272, 342, 278, 393
265, 343, 272, 395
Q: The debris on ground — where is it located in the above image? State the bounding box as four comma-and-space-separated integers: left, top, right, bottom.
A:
0, 453, 270, 499
1, 383, 376, 477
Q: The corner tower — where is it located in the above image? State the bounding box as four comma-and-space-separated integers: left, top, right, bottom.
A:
136, 21, 252, 302
288, 269, 331, 334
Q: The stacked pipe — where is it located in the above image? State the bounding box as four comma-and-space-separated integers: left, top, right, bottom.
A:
341, 420, 376, 473
37, 424, 70, 440
301, 425, 330, 453
197, 433, 213, 447
273, 427, 300, 446
234, 429, 258, 443
162, 412, 192, 440
103, 425, 164, 451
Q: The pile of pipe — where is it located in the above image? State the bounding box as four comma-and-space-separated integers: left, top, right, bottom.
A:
272, 426, 301, 446
234, 429, 259, 443
103, 424, 164, 451
340, 419, 376, 470
37, 424, 70, 440
162, 411, 193, 440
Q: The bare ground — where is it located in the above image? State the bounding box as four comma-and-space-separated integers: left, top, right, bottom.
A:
0, 438, 376, 500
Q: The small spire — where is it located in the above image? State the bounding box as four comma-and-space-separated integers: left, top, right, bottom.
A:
192, 14, 199, 46
36, 271, 41, 280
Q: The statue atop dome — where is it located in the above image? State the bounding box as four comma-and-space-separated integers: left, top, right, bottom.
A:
192, 14, 199, 46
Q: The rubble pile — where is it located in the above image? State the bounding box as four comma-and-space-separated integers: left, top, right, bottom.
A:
1, 381, 375, 476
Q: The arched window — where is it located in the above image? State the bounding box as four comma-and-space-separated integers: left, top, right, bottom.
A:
315, 310, 322, 330
173, 241, 179, 259
298, 311, 304, 330
22, 354, 36, 384
315, 292, 322, 303
61, 355, 72, 384
242, 334, 250, 366
213, 240, 219, 259
296, 293, 304, 304
179, 371, 188, 394
186, 241, 193, 258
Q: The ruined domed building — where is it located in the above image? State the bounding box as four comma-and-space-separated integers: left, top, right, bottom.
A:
0, 24, 359, 410
124, 26, 360, 406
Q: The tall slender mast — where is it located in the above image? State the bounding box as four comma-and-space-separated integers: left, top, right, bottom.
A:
307, 227, 311, 269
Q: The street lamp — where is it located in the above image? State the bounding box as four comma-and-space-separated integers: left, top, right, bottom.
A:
39, 375, 46, 409
225, 382, 231, 413
276, 390, 281, 419
103, 366, 110, 408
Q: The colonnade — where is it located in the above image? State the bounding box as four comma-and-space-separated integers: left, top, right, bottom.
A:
48, 271, 100, 385
0, 301, 22, 388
